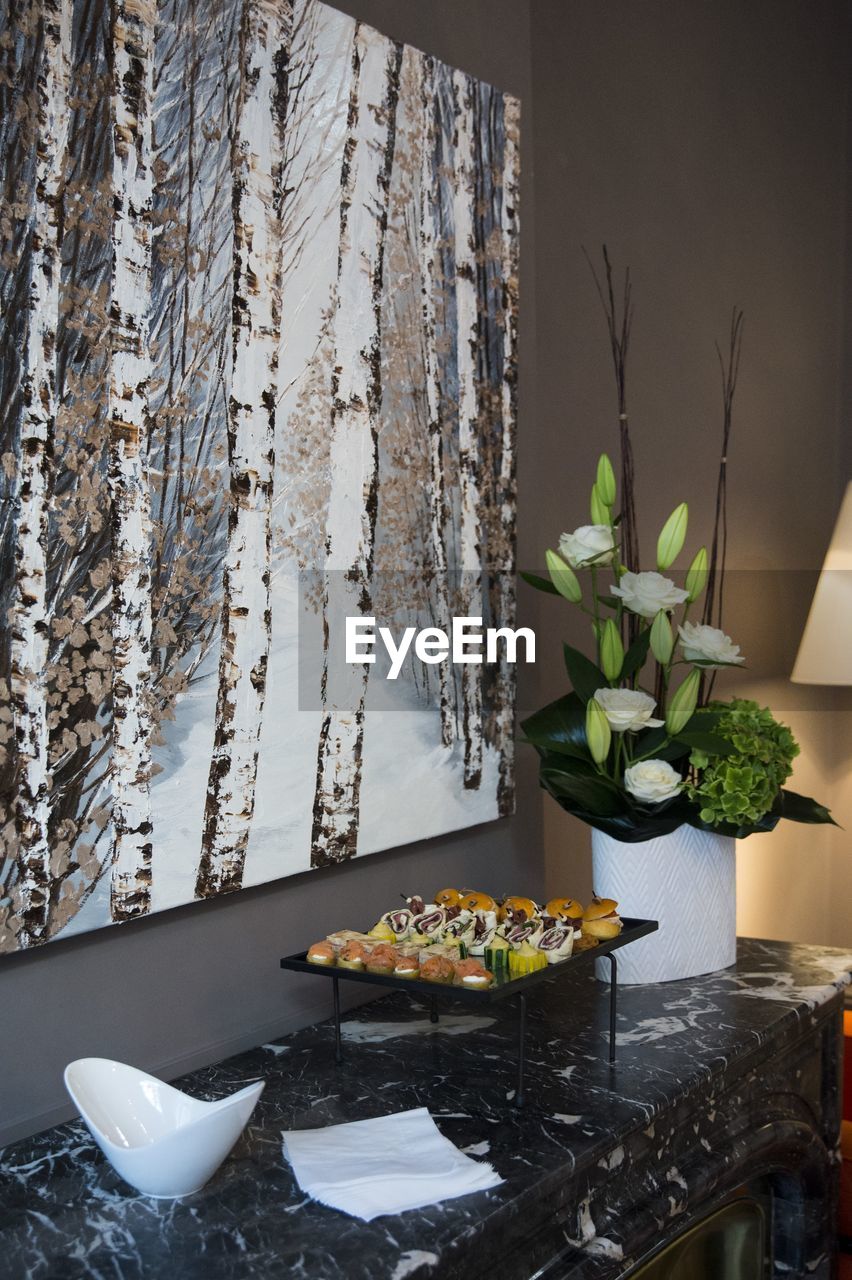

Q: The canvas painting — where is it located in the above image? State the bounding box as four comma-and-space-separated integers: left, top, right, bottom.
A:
0, 0, 520, 951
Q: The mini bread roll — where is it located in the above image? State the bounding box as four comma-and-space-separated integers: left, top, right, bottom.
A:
499, 895, 539, 922
459, 890, 497, 914
545, 897, 584, 922
583, 895, 619, 921
582, 895, 622, 940
581, 916, 622, 940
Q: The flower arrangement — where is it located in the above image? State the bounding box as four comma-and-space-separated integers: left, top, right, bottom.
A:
521, 252, 832, 844
521, 450, 833, 841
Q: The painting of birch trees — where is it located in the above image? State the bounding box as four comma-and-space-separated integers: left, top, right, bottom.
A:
0, 0, 520, 952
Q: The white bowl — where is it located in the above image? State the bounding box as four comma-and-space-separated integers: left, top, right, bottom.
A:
64, 1057, 264, 1198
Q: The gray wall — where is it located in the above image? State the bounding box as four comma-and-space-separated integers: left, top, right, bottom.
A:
529, 0, 852, 934
4, 0, 852, 1145
0, 0, 542, 1147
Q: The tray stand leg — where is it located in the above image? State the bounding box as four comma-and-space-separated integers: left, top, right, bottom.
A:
430, 996, 439, 1024
515, 993, 527, 1108
333, 975, 343, 1064
607, 952, 617, 1066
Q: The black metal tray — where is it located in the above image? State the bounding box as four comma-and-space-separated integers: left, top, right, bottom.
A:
280, 916, 657, 1003
280, 917, 658, 1105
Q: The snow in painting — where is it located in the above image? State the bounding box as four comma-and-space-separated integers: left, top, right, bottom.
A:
0, 0, 520, 950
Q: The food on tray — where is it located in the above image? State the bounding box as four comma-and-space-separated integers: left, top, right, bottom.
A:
455, 959, 494, 989
421, 954, 456, 984
458, 890, 497, 914
442, 911, 476, 948
508, 941, 548, 977
537, 925, 574, 963
498, 895, 539, 923
366, 944, 398, 975
468, 911, 498, 956
338, 941, 369, 970
368, 920, 397, 943
393, 940, 425, 959
367, 942, 397, 963
307, 941, 336, 966
417, 941, 457, 965
326, 929, 376, 953
581, 896, 623, 940
545, 898, 584, 931
321, 889, 629, 986
500, 918, 544, 949
442, 938, 468, 961
484, 935, 511, 974
379, 909, 413, 940
410, 906, 446, 940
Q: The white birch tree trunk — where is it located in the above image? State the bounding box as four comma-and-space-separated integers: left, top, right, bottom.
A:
495, 94, 521, 817
195, 0, 293, 898
12, 0, 72, 947
452, 69, 483, 790
419, 55, 454, 749
108, 0, 157, 923
310, 26, 403, 867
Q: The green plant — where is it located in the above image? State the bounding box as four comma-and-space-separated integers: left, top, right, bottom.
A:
522, 258, 833, 842
521, 452, 834, 841
686, 699, 799, 828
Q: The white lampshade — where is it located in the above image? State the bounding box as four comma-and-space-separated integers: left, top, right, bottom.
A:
791, 480, 852, 685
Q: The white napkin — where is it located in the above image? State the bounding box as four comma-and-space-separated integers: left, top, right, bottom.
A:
282, 1107, 502, 1220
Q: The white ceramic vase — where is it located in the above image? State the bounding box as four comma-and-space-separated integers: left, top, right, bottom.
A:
64, 1058, 264, 1198
591, 825, 736, 984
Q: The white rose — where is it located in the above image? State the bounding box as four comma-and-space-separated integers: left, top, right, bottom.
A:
593, 687, 664, 733
678, 621, 745, 667
624, 759, 683, 804
558, 524, 616, 568
611, 570, 689, 618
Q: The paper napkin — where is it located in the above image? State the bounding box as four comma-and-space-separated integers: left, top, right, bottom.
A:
282, 1107, 502, 1220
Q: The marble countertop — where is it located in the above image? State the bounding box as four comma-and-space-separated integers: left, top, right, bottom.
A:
1, 938, 850, 1280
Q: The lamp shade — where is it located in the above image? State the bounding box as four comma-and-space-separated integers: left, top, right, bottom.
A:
791, 481, 852, 685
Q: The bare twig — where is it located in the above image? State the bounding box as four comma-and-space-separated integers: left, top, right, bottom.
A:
584, 245, 639, 640
703, 306, 744, 699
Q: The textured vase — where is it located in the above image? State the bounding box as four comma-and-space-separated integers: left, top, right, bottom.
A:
591, 825, 736, 984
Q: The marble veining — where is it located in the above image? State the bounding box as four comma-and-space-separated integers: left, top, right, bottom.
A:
0, 938, 849, 1280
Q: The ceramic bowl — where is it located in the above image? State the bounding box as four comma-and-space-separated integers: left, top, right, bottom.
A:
64, 1057, 264, 1198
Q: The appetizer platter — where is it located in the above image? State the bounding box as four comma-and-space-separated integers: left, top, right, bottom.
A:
280, 889, 658, 1106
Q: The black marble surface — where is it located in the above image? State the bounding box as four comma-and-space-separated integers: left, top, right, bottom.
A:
1, 937, 850, 1280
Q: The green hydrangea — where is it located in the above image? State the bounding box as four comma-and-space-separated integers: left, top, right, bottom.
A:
687, 699, 799, 827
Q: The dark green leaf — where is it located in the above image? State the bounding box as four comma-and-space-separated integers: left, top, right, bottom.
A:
581, 811, 690, 840
688, 708, 724, 730
562, 643, 607, 702
520, 693, 589, 760
673, 730, 735, 756
540, 765, 624, 816
621, 628, 651, 680
776, 789, 837, 827
631, 727, 690, 763
541, 788, 697, 841
519, 570, 559, 596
